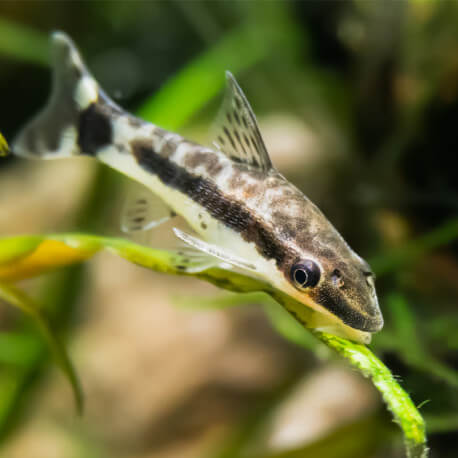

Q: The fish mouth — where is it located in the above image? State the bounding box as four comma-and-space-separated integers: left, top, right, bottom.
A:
309, 288, 384, 333
350, 311, 384, 333
337, 300, 384, 333
316, 299, 383, 332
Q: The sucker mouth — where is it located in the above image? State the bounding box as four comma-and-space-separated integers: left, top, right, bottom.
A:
325, 295, 384, 333
359, 315, 384, 333
341, 306, 384, 333
308, 285, 384, 333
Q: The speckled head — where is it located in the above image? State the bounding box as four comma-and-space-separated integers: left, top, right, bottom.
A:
268, 191, 383, 333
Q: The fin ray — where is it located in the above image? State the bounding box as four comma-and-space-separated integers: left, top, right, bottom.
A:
121, 184, 175, 233
212, 72, 273, 172
173, 228, 257, 272
171, 246, 220, 273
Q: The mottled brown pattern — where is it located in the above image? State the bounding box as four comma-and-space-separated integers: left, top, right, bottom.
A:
12, 31, 383, 333
242, 183, 263, 199
129, 135, 381, 331
160, 138, 180, 158
130, 138, 292, 268
228, 173, 247, 190
183, 150, 223, 175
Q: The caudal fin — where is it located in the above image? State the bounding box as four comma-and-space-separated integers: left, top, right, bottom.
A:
13, 32, 120, 159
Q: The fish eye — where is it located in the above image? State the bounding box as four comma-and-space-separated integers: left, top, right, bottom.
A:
290, 260, 320, 290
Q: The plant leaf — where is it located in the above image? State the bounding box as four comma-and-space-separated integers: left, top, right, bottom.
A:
386, 294, 458, 388
0, 132, 9, 156
0, 17, 49, 65
0, 235, 43, 266
0, 282, 83, 413
0, 237, 100, 281
370, 218, 458, 277
0, 233, 428, 456
316, 331, 427, 458
137, 23, 271, 129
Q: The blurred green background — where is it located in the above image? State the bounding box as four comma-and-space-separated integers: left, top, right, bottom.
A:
0, 1, 457, 457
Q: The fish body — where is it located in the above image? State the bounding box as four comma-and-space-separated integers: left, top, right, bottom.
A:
13, 32, 383, 342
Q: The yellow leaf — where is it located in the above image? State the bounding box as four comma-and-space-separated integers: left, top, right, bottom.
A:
0, 235, 43, 265
0, 239, 97, 281
0, 132, 9, 156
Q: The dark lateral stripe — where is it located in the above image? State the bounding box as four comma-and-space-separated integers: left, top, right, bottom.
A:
130, 139, 286, 267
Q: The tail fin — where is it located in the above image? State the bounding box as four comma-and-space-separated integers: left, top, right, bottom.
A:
13, 32, 120, 159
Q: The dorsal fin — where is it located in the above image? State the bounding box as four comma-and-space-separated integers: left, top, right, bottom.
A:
212, 72, 273, 172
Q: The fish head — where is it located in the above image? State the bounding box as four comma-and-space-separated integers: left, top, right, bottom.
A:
283, 249, 382, 333
268, 198, 383, 336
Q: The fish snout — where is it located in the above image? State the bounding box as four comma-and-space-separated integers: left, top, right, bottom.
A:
357, 295, 384, 332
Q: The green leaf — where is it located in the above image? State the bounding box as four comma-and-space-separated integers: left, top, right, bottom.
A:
174, 291, 318, 349
386, 294, 458, 388
0, 235, 43, 266
0, 282, 83, 414
137, 23, 272, 129
425, 413, 458, 434
264, 301, 319, 351
0, 233, 428, 456
0, 236, 100, 281
370, 218, 458, 277
316, 331, 427, 458
0, 332, 41, 366
0, 17, 48, 65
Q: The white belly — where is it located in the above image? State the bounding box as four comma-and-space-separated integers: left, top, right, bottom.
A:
97, 146, 274, 276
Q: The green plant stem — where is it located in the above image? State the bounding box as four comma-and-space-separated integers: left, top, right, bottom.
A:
315, 332, 427, 458
1, 232, 427, 457
0, 282, 83, 413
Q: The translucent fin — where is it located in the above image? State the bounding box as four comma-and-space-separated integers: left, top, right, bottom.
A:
172, 245, 220, 273
173, 228, 257, 272
121, 184, 175, 233
211, 71, 273, 172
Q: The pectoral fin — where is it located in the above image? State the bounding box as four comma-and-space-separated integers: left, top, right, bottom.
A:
121, 185, 175, 233
173, 228, 257, 272
171, 245, 220, 273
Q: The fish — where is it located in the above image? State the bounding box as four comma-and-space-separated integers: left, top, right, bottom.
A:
12, 32, 383, 343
